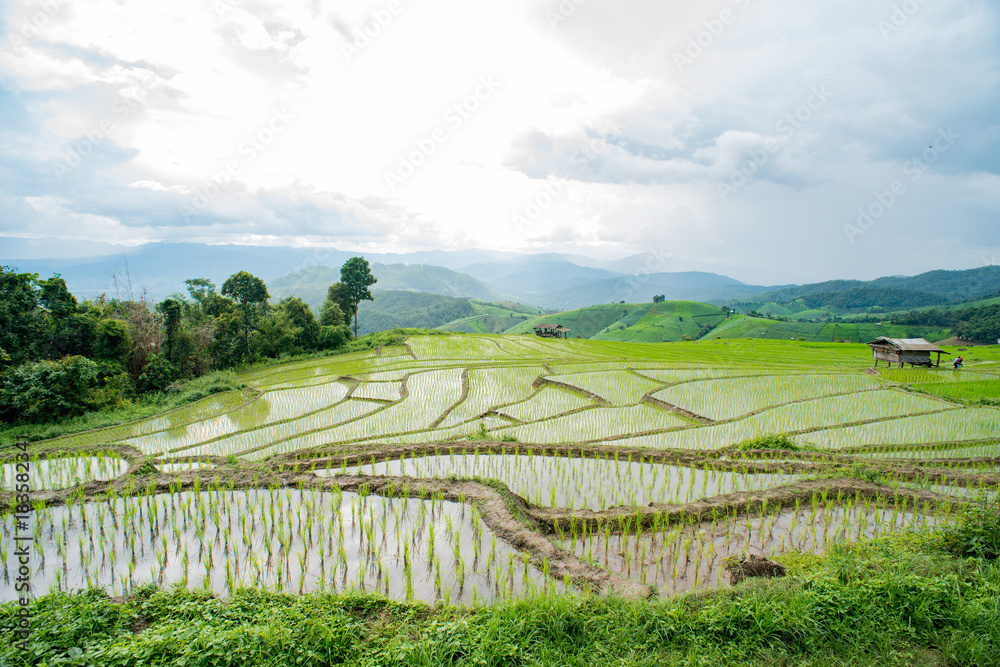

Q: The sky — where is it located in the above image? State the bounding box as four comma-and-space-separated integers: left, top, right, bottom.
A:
0, 0, 998, 284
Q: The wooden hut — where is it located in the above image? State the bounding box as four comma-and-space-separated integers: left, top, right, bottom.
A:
533, 323, 570, 339
866, 337, 944, 368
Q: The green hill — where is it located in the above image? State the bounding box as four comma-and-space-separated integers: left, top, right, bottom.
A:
733, 266, 1000, 320
436, 301, 550, 334
501, 301, 954, 343
354, 291, 479, 336
504, 301, 730, 342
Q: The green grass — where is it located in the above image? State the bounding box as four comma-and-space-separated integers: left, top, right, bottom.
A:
0, 371, 245, 448
4, 526, 999, 666
912, 379, 1000, 405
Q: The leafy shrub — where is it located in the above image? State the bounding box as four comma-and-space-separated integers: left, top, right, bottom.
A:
136, 354, 179, 394
0, 356, 104, 423
940, 493, 1000, 560
736, 434, 801, 452
318, 325, 349, 350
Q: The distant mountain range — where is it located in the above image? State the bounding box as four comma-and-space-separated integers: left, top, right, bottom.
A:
0, 240, 778, 309
3, 240, 999, 317
270, 264, 500, 310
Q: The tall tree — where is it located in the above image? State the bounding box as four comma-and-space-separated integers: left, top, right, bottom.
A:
320, 283, 350, 327
0, 267, 44, 364
157, 298, 183, 363
340, 257, 377, 337
221, 271, 270, 364
278, 297, 320, 351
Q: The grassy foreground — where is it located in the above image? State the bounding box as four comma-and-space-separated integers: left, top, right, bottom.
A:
3, 526, 998, 667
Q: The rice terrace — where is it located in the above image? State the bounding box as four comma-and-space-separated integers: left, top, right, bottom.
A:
3, 332, 998, 618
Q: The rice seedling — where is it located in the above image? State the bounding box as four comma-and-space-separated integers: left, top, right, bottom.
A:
0, 485, 565, 605
329, 453, 801, 511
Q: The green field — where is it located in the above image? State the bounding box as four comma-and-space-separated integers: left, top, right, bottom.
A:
2, 333, 999, 666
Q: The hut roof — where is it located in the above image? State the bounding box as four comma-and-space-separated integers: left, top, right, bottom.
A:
866, 337, 944, 353
534, 324, 569, 331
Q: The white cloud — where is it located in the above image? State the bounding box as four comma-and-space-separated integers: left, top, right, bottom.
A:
0, 0, 997, 282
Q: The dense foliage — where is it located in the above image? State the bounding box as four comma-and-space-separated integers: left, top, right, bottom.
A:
356, 291, 477, 335
800, 287, 948, 312
0, 260, 363, 426
895, 303, 1000, 342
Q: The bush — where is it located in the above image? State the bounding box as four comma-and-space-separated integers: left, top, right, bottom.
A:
941, 493, 1000, 560
318, 325, 349, 351
0, 356, 103, 423
136, 354, 179, 394
736, 434, 801, 451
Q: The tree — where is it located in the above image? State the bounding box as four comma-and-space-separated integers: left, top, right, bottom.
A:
0, 356, 100, 423
157, 298, 183, 364
94, 318, 132, 362
318, 325, 349, 350
221, 271, 269, 364
278, 297, 320, 351
253, 310, 302, 359
0, 267, 44, 364
184, 278, 217, 306
321, 282, 351, 327
135, 353, 178, 393
38, 275, 78, 319
340, 257, 377, 337
211, 310, 247, 369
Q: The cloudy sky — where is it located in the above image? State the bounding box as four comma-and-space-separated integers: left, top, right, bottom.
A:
1, 0, 998, 283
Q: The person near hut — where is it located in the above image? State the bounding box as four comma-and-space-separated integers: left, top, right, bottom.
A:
953, 356, 964, 369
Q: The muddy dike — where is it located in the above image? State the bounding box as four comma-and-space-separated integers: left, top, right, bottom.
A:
3, 439, 995, 601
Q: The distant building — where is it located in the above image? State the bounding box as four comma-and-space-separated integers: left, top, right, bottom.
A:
534, 323, 570, 339
866, 337, 944, 368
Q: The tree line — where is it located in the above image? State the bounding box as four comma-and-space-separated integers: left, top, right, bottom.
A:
0, 258, 376, 424
893, 301, 1000, 343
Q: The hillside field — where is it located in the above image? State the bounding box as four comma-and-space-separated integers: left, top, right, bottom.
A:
2, 334, 998, 665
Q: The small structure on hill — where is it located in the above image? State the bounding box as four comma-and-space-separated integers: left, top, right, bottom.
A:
866, 337, 944, 368
534, 323, 570, 339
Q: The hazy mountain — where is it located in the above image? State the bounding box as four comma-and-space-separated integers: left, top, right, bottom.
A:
739, 266, 1000, 309
534, 272, 777, 310
269, 264, 499, 310
355, 291, 478, 336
